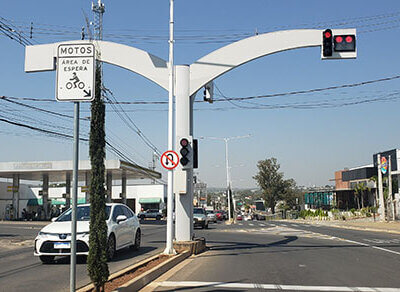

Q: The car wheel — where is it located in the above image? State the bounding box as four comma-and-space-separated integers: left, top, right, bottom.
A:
205, 223, 209, 229
107, 234, 116, 261
39, 255, 55, 264
130, 229, 141, 251
156, 215, 161, 220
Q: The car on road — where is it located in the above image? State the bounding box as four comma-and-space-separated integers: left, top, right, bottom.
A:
138, 209, 163, 220
193, 207, 210, 229
34, 203, 141, 264
216, 210, 227, 221
206, 210, 217, 223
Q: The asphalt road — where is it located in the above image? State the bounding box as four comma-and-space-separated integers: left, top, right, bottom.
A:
0, 220, 166, 292
149, 220, 400, 291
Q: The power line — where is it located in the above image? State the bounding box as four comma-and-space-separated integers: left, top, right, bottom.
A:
103, 87, 162, 156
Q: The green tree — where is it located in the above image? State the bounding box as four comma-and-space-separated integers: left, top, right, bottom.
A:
87, 64, 109, 291
353, 182, 367, 209
253, 158, 293, 214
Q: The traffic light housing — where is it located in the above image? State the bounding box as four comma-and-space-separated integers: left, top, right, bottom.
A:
333, 35, 356, 52
179, 138, 191, 169
193, 139, 198, 169
322, 29, 333, 57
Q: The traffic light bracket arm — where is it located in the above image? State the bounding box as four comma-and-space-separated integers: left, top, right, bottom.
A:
189, 28, 356, 96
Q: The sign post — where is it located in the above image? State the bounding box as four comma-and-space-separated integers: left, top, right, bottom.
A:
56, 43, 95, 292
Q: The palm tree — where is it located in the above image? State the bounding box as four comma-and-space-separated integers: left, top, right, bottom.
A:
353, 182, 366, 209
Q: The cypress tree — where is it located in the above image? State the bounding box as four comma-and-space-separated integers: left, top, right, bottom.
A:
87, 63, 109, 291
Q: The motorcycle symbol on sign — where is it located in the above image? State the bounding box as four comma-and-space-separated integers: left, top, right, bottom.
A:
66, 73, 85, 89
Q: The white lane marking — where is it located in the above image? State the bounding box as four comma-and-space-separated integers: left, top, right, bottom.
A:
344, 239, 400, 256
158, 281, 400, 291
364, 238, 400, 244
238, 223, 243, 226
248, 223, 254, 226
291, 224, 299, 227
280, 224, 287, 227
259, 223, 265, 227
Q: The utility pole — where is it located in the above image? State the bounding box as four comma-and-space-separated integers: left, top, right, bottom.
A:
164, 0, 175, 255
200, 135, 250, 222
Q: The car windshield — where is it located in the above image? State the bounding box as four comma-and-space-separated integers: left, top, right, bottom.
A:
206, 210, 214, 214
194, 208, 205, 214
56, 206, 111, 221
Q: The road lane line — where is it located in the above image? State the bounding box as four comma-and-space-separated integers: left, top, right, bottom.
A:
343, 239, 400, 256
158, 281, 400, 291
249, 223, 254, 226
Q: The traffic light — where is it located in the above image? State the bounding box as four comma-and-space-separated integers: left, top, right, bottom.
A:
322, 29, 333, 57
334, 35, 356, 52
179, 138, 190, 168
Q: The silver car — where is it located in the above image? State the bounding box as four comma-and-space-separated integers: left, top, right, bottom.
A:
206, 210, 217, 223
193, 208, 210, 229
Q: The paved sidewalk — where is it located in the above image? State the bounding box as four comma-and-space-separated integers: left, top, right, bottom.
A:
286, 218, 400, 234
0, 220, 48, 226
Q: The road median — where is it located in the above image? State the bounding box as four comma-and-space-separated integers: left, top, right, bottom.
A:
77, 251, 190, 292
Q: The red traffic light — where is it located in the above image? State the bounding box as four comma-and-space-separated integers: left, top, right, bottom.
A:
180, 138, 189, 147
345, 36, 353, 43
334, 34, 356, 52
322, 29, 333, 57
335, 36, 343, 43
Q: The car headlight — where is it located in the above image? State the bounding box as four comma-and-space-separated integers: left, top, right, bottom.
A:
38, 231, 52, 236
198, 217, 205, 221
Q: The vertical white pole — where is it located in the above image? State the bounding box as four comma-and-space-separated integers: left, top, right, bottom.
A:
175, 65, 192, 241
164, 0, 175, 254
388, 155, 394, 221
225, 139, 232, 221
377, 154, 385, 221
70, 101, 79, 292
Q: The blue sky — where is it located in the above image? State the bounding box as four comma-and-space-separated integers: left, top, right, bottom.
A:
1, 0, 400, 188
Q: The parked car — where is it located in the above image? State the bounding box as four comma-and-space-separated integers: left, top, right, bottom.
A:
34, 203, 141, 264
193, 207, 210, 229
138, 209, 163, 220
206, 210, 217, 223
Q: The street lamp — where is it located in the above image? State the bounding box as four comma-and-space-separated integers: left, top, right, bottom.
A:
200, 134, 250, 221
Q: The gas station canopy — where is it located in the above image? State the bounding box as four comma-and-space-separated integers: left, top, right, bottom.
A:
0, 159, 161, 182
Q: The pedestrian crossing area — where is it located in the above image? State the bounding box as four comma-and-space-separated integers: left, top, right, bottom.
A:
224, 221, 339, 241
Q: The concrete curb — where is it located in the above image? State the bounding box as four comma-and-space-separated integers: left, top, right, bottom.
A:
283, 219, 400, 235
114, 251, 190, 292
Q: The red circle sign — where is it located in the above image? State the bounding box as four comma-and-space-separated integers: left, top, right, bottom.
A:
160, 150, 180, 170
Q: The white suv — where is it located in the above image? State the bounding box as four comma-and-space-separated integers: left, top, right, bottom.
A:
34, 203, 141, 264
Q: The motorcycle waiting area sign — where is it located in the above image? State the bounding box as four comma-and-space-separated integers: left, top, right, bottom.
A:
56, 43, 95, 101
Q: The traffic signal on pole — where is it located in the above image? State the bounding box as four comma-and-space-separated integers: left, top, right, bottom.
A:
322, 29, 333, 57
334, 35, 356, 52
180, 138, 190, 168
